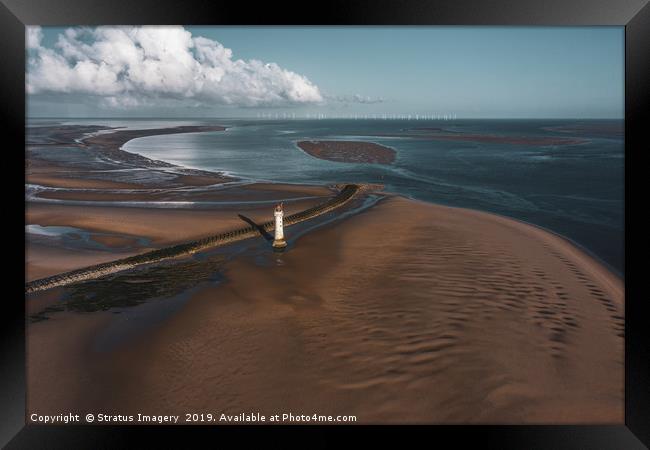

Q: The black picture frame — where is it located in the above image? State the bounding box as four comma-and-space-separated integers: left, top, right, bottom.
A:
3, 0, 648, 448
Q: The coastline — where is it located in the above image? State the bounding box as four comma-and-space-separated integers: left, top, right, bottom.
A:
26, 185, 361, 293
26, 123, 624, 423
26, 124, 341, 281
27, 195, 624, 423
399, 192, 625, 281
26, 121, 624, 310
25, 121, 624, 310
28, 124, 235, 190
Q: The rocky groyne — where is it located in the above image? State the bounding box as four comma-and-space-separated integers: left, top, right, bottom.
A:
26, 184, 361, 294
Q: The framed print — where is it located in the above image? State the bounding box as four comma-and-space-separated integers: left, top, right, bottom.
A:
2, 0, 649, 447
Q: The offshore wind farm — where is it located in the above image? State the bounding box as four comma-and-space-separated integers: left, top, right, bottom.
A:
25, 26, 624, 424
256, 112, 459, 120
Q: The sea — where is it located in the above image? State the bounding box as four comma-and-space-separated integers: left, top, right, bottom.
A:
29, 118, 625, 277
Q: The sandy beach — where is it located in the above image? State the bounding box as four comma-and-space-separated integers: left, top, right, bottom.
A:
25, 124, 624, 424
27, 195, 623, 423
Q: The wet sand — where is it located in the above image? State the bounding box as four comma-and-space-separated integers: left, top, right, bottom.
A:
27, 125, 232, 190
26, 187, 331, 281
26, 244, 143, 282
26, 124, 335, 282
28, 174, 144, 190
27, 196, 623, 423
31, 183, 332, 203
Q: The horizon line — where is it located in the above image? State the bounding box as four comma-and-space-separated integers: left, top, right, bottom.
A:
26, 116, 624, 120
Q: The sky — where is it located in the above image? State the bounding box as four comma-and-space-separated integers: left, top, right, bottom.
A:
26, 26, 624, 119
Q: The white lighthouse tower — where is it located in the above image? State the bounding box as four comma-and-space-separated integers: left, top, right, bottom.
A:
273, 202, 287, 249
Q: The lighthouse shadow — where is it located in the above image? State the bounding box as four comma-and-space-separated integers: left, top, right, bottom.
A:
237, 214, 274, 242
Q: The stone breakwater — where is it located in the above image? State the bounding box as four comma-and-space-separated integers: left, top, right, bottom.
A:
26, 184, 361, 294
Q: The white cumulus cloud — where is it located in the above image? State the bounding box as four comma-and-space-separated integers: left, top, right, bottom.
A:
26, 26, 324, 108
26, 26, 43, 49
328, 94, 385, 104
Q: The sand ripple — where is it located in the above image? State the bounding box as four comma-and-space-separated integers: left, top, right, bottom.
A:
28, 196, 623, 424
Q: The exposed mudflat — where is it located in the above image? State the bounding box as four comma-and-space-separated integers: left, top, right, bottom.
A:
296, 140, 396, 164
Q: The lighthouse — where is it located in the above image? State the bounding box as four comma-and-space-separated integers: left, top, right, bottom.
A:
272, 202, 287, 249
